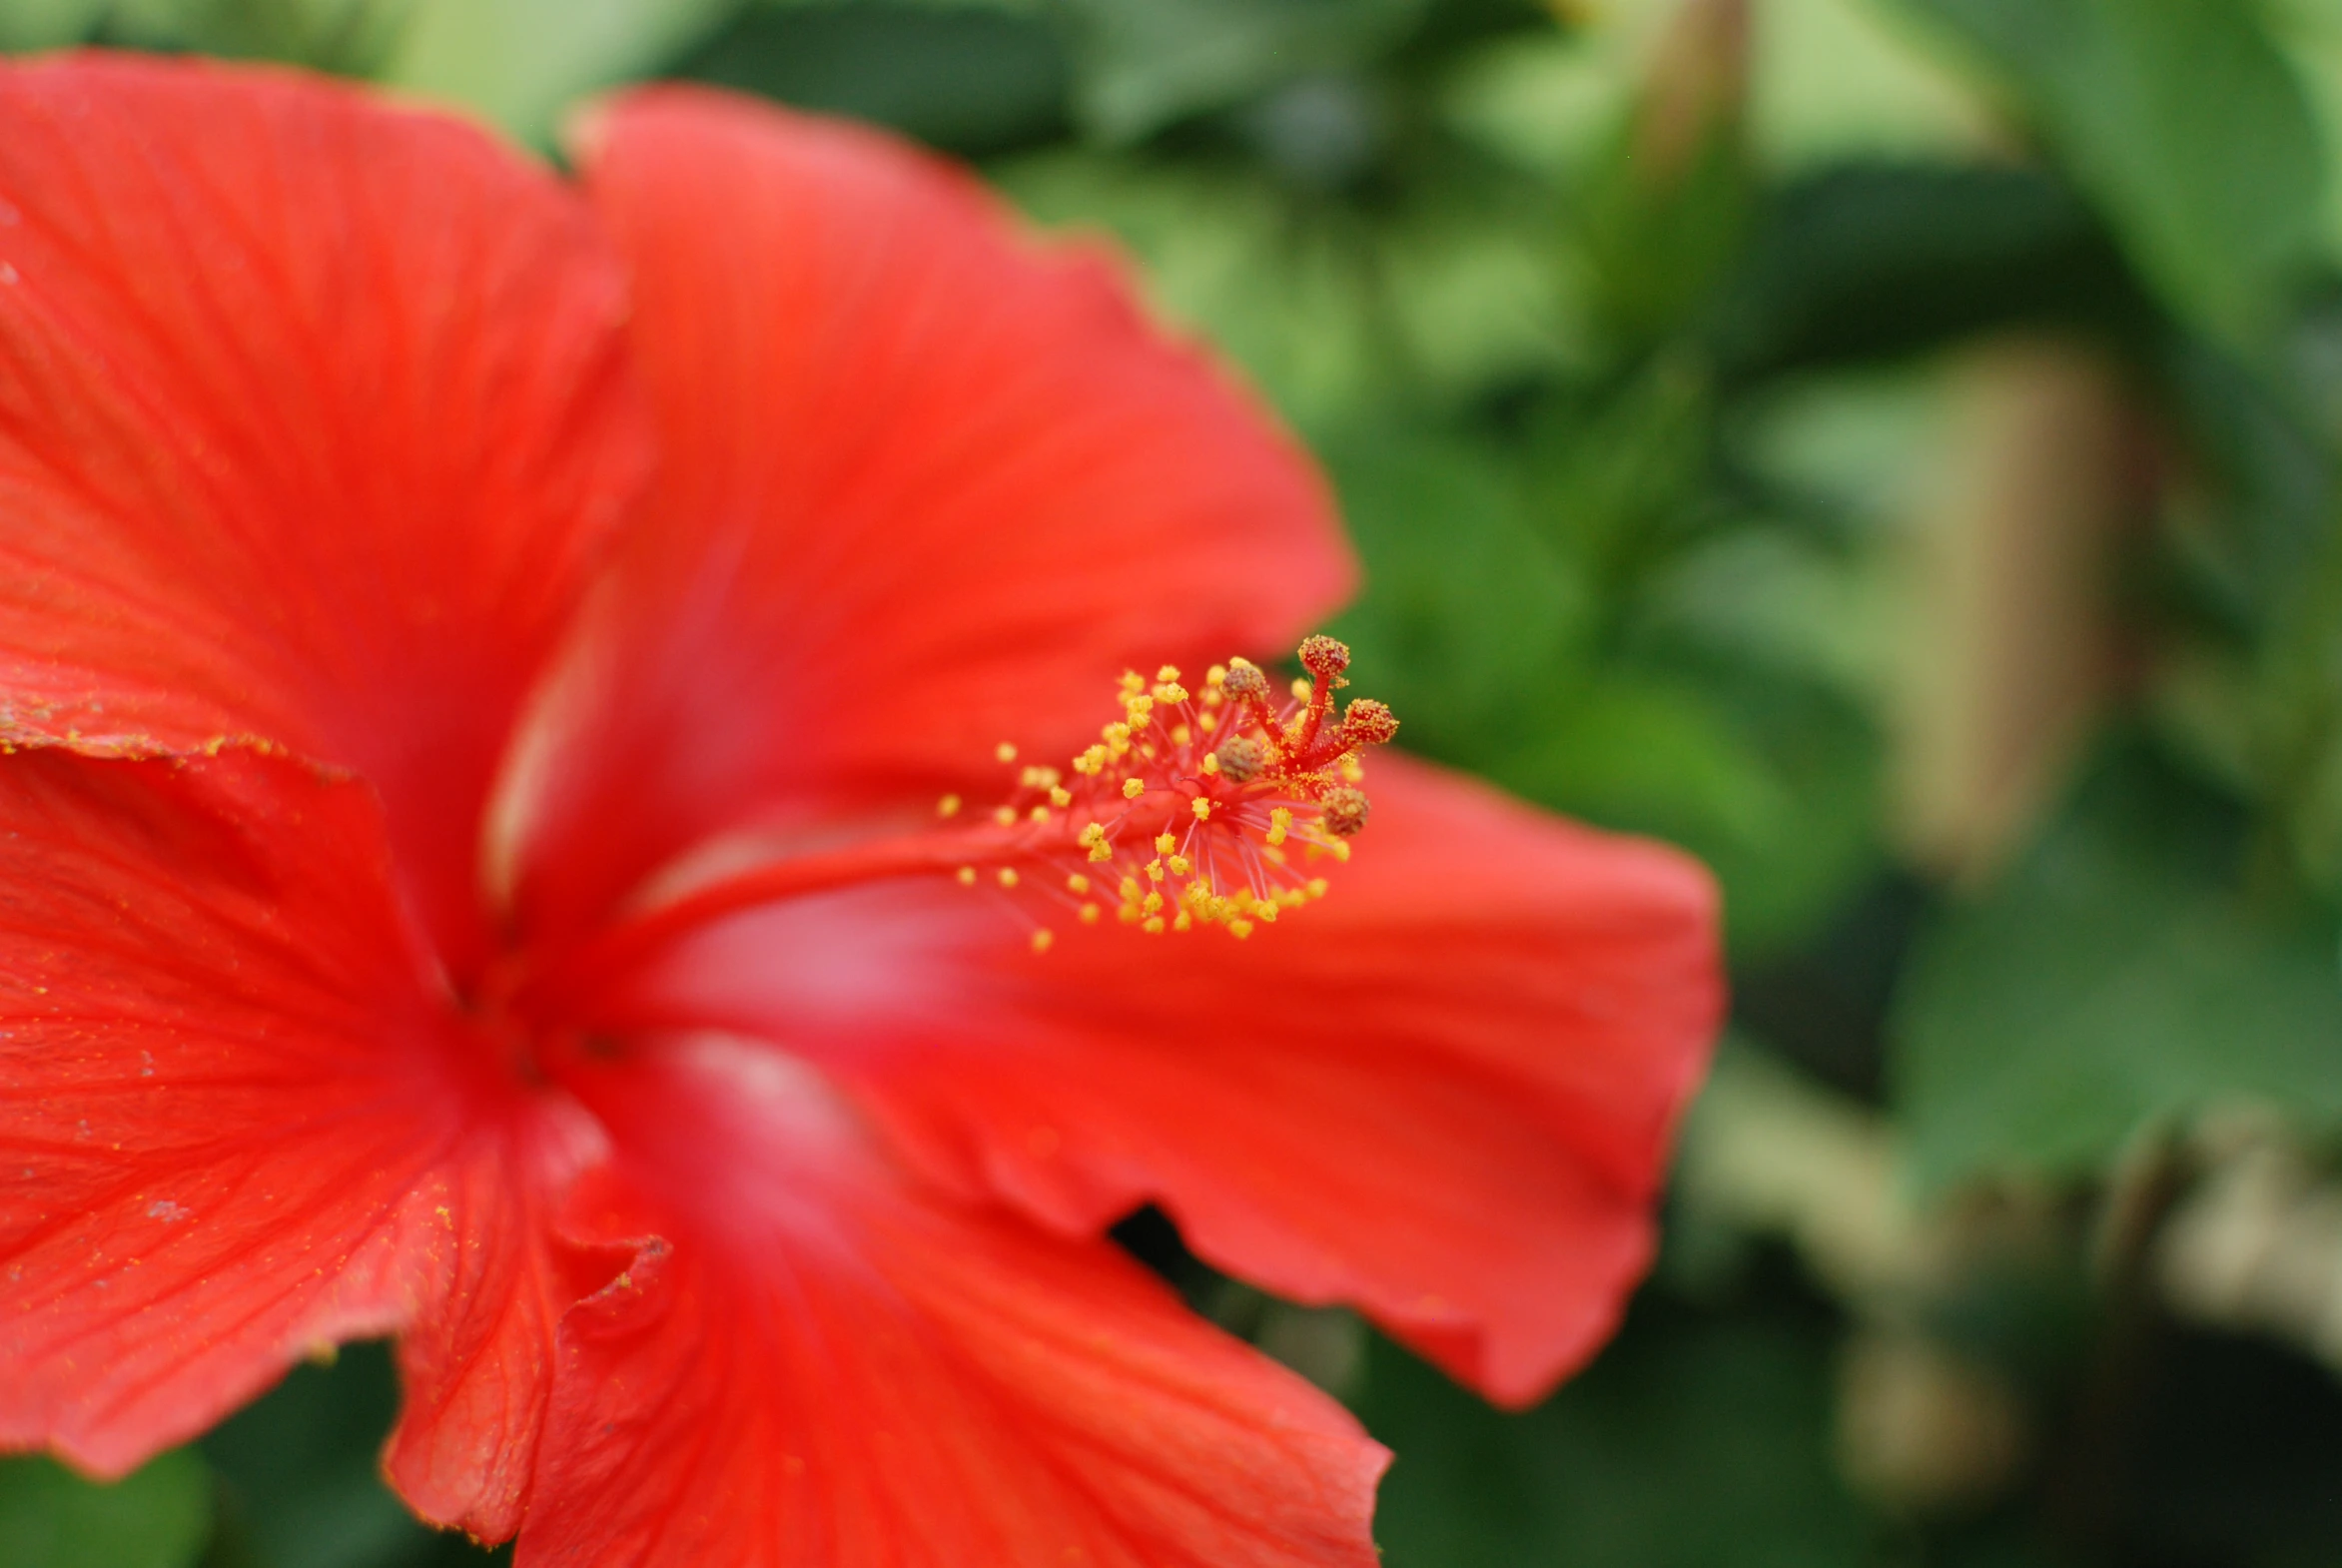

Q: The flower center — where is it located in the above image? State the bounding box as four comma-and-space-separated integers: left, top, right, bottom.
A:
517, 636, 1396, 1017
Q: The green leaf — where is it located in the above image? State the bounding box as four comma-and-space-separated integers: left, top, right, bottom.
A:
1891, 0, 2325, 342
1357, 1304, 1871, 1568
1892, 746, 2342, 1192
1058, 0, 1426, 144
0, 1450, 212, 1568
0, 0, 109, 50
382, 0, 743, 145
679, 3, 1068, 154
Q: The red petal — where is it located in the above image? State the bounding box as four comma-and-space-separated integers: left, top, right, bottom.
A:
511, 87, 1353, 944
0, 56, 649, 969
0, 748, 576, 1496
523, 1038, 1384, 1568
630, 757, 1723, 1407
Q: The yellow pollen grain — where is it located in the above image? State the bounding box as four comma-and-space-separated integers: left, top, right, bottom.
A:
994, 805, 1018, 827
1067, 873, 1091, 895
1123, 778, 1146, 800
1143, 916, 1167, 935
956, 866, 978, 887
996, 742, 1019, 764
1049, 786, 1073, 808
1169, 854, 1191, 877
1192, 797, 1213, 822
1030, 929, 1055, 954
937, 794, 962, 818
997, 868, 1020, 889
1029, 805, 1051, 824
1158, 665, 1182, 682
1079, 903, 1102, 925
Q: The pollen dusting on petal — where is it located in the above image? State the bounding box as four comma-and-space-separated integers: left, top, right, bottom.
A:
935, 636, 1398, 950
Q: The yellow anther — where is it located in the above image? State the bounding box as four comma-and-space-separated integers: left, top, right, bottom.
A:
1154, 832, 1176, 855
1125, 694, 1156, 725
996, 742, 1019, 764
1049, 786, 1073, 808
1192, 797, 1213, 822
1020, 765, 1043, 788
1307, 878, 1329, 899
1201, 752, 1220, 774
1119, 903, 1142, 924
1031, 929, 1055, 954
1154, 682, 1188, 704
1198, 710, 1219, 732
1146, 859, 1165, 882
1330, 839, 1351, 862
1120, 669, 1147, 694
956, 866, 978, 887
938, 794, 962, 818
1119, 876, 1143, 902
1067, 873, 1091, 895
1265, 807, 1291, 848
997, 868, 1020, 889
1143, 890, 1165, 914
1123, 778, 1146, 800
1255, 903, 1278, 924
1079, 903, 1102, 925
1075, 745, 1108, 775
1029, 805, 1051, 824
1171, 723, 1192, 746
1158, 665, 1182, 683
1291, 678, 1312, 701
1229, 919, 1255, 940
1079, 821, 1107, 845
1103, 721, 1131, 745
1143, 916, 1167, 935
1088, 841, 1114, 864
1173, 911, 1193, 932
1206, 663, 1229, 686
1262, 845, 1287, 866
994, 805, 1018, 827
1168, 854, 1191, 877
1340, 754, 1365, 783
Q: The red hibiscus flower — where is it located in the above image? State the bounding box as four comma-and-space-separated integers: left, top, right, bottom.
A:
0, 53, 1723, 1567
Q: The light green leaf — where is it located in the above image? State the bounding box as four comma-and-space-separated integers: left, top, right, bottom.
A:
1892, 749, 2342, 1192
1059, 0, 1426, 144
0, 0, 109, 50
0, 1450, 212, 1568
383, 0, 744, 144
1893, 0, 2326, 341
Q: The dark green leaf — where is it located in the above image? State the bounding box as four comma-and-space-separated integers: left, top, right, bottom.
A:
1892, 746, 2342, 1191
1891, 0, 2325, 341
0, 1450, 211, 1568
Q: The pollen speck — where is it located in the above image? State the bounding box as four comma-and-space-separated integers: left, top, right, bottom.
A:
1067, 873, 1091, 894
997, 868, 1020, 889
956, 866, 978, 887
937, 794, 962, 818
1030, 929, 1055, 954
996, 742, 1018, 764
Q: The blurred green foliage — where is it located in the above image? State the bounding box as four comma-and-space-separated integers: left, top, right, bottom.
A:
15, 0, 2342, 1563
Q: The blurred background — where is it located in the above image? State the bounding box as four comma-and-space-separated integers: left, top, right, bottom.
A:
11, 0, 2342, 1563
